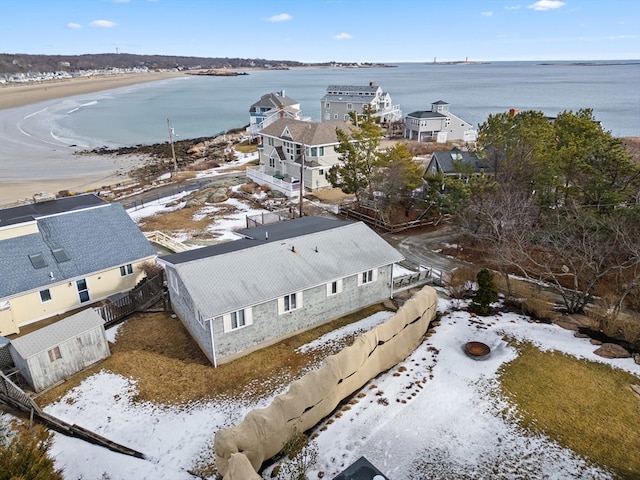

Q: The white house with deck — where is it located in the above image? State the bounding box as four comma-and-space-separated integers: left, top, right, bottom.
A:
404, 100, 477, 143
320, 82, 402, 124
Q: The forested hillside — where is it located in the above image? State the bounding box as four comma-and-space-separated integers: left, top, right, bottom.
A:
0, 53, 309, 74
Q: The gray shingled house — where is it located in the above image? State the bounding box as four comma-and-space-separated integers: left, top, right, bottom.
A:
8, 308, 110, 392
0, 194, 156, 335
320, 83, 402, 123
158, 217, 404, 366
425, 147, 493, 176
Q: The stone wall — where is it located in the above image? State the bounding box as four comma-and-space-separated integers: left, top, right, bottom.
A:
214, 286, 438, 478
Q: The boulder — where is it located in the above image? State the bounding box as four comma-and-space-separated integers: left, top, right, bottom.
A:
593, 343, 631, 359
589, 338, 603, 345
634, 353, 640, 366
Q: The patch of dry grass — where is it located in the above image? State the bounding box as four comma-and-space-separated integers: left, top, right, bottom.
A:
136, 205, 210, 233
37, 304, 392, 407
499, 342, 640, 478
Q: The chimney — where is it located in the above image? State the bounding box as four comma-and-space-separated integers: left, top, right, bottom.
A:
369, 81, 375, 87
279, 104, 284, 118
508, 108, 520, 117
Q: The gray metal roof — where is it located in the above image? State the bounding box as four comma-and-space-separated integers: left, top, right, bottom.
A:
333, 456, 390, 480
259, 118, 353, 146
0, 202, 156, 298
0, 194, 107, 228
10, 308, 106, 359
165, 218, 403, 318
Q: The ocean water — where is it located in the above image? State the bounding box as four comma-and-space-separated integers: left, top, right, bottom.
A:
16, 61, 640, 149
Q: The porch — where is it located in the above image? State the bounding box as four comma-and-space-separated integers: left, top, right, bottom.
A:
246, 165, 301, 198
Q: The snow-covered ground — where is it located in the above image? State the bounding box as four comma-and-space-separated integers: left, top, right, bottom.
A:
40, 298, 639, 480
20, 155, 639, 479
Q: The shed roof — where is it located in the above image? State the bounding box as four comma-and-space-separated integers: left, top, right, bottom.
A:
333, 456, 390, 480
0, 202, 156, 298
161, 217, 403, 318
10, 308, 105, 359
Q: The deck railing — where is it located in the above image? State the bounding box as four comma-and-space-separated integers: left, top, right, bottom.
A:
246, 166, 301, 197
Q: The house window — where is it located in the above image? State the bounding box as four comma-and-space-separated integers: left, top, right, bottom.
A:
318, 146, 324, 156
222, 307, 253, 332
326, 102, 330, 110
168, 271, 179, 294
48, 346, 62, 362
39, 289, 52, 302
319, 169, 324, 176
269, 157, 276, 168
357, 268, 378, 286
310, 147, 317, 156
347, 103, 353, 110
120, 264, 133, 276
279, 292, 303, 314
76, 279, 90, 303
344, 114, 349, 121
268, 137, 274, 146
326, 279, 343, 296
231, 310, 245, 329
334, 114, 339, 120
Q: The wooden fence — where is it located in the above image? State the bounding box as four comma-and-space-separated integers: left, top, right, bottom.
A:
0, 370, 41, 415
94, 272, 165, 327
338, 204, 448, 233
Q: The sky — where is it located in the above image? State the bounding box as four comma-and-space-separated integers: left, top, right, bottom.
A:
0, 0, 639, 63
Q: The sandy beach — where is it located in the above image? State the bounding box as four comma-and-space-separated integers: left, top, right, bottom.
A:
0, 72, 185, 206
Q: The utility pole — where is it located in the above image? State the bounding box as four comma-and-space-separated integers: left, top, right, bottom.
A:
299, 142, 305, 218
167, 118, 178, 172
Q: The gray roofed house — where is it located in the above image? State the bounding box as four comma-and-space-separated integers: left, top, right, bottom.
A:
9, 308, 110, 392
158, 216, 404, 366
0, 194, 156, 336
404, 100, 477, 143
247, 89, 304, 138
320, 82, 402, 124
247, 118, 355, 196
425, 147, 493, 176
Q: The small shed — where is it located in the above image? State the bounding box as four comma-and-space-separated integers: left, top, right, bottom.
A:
333, 456, 390, 480
9, 309, 110, 392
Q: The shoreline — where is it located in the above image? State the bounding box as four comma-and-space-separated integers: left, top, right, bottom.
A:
0, 71, 187, 110
0, 72, 189, 206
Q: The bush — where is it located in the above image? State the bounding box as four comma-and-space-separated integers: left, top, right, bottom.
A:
0, 417, 64, 480
446, 266, 478, 299
470, 269, 498, 315
277, 430, 318, 480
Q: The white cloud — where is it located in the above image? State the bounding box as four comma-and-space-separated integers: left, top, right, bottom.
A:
66, 22, 81, 29
505, 5, 522, 10
481, 11, 494, 16
266, 13, 292, 22
90, 20, 117, 28
332, 32, 352, 40
527, 0, 565, 11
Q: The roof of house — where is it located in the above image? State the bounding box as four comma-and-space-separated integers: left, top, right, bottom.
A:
160, 216, 403, 318
321, 84, 387, 103
432, 100, 449, 105
0, 194, 106, 228
406, 111, 447, 119
9, 308, 106, 359
249, 91, 299, 113
429, 148, 492, 174
332, 456, 390, 480
0, 200, 156, 299
259, 118, 353, 146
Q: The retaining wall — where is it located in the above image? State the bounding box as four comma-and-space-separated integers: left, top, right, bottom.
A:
214, 286, 438, 478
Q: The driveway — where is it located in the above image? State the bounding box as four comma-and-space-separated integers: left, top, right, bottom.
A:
384, 224, 469, 278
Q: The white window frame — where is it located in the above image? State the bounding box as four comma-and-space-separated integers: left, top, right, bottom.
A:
120, 263, 133, 276
168, 271, 179, 294
39, 289, 52, 303
278, 291, 303, 314
347, 103, 353, 110
222, 307, 253, 333
357, 268, 378, 286
326, 279, 343, 296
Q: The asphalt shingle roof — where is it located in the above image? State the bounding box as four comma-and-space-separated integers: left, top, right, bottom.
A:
259, 118, 353, 146
249, 91, 299, 112
0, 200, 156, 298
162, 217, 403, 318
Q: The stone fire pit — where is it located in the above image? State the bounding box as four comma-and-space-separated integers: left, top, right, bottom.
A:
464, 341, 491, 360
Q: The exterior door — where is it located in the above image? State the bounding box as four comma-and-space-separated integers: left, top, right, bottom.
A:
76, 279, 90, 303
